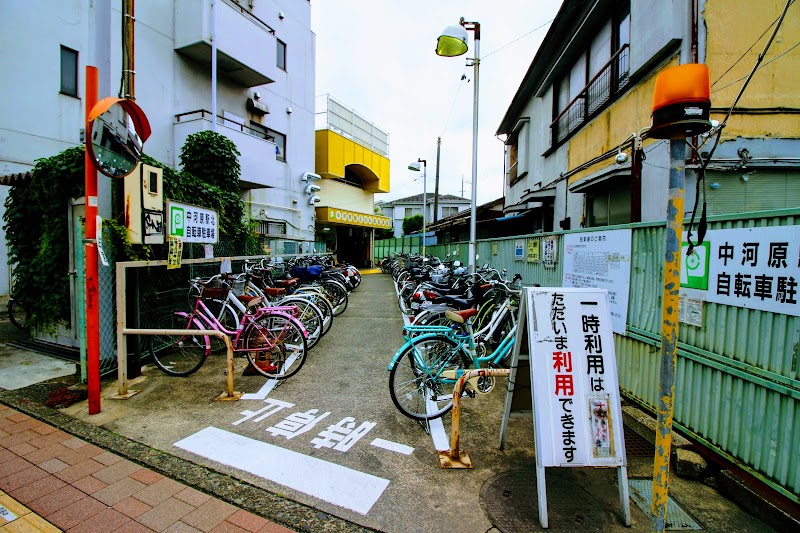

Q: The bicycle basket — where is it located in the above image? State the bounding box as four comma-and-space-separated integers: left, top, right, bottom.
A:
200, 279, 230, 299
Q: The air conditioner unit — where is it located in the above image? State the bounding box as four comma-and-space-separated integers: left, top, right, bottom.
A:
302, 172, 321, 182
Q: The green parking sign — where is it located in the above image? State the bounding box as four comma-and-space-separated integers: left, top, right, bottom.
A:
680, 241, 710, 290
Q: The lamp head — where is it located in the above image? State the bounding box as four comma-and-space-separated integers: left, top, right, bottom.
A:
615, 150, 630, 164
408, 161, 421, 172
436, 23, 469, 57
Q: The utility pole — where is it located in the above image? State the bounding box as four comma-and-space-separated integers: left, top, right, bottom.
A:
434, 137, 441, 223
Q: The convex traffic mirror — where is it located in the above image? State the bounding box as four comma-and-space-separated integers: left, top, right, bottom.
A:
87, 98, 151, 178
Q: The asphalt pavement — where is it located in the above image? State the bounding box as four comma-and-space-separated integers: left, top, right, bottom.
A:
0, 274, 785, 532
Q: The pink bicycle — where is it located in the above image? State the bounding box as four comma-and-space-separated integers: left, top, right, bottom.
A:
148, 276, 308, 379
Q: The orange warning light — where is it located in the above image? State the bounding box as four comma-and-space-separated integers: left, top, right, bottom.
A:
649, 64, 712, 139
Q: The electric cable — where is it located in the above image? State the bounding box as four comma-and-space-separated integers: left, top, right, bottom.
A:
711, 2, 793, 87
685, 0, 793, 254
712, 39, 800, 94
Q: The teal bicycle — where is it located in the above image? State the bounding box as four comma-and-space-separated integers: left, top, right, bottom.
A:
387, 307, 518, 421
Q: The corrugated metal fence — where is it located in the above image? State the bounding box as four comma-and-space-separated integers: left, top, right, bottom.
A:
375, 208, 800, 503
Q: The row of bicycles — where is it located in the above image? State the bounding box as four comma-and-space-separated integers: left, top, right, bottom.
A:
147, 254, 361, 380
382, 253, 527, 421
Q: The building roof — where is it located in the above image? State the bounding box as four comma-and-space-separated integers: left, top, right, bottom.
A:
0, 171, 31, 186
426, 198, 505, 230
376, 193, 470, 207
497, 0, 594, 135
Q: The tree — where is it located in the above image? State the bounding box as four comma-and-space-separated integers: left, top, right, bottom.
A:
402, 214, 423, 236
375, 227, 394, 239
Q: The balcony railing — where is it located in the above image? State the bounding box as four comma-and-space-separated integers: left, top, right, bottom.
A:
551, 44, 630, 145
506, 161, 518, 185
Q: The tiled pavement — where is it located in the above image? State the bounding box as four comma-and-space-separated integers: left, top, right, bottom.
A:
0, 405, 294, 532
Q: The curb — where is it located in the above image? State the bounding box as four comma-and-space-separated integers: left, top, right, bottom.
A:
0, 387, 378, 533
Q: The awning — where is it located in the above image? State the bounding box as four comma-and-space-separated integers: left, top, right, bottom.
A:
569, 168, 630, 194
496, 210, 531, 222
521, 186, 556, 202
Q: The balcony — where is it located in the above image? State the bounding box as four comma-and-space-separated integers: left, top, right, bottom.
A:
174, 110, 282, 189
551, 45, 630, 146
174, 0, 276, 87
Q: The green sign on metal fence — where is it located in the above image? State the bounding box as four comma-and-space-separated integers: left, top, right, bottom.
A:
680, 241, 709, 290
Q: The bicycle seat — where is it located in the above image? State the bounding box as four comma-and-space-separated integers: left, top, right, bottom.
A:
444, 308, 478, 323
275, 278, 299, 287
264, 287, 287, 297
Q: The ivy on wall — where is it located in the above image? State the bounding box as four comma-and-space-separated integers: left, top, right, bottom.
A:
3, 130, 255, 332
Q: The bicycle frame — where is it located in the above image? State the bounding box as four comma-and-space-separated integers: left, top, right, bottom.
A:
183, 294, 306, 358
388, 318, 518, 391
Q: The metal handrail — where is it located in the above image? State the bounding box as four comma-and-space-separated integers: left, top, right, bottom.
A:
550, 44, 630, 128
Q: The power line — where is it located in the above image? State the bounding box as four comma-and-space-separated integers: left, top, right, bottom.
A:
712, 39, 800, 94
710, 6, 786, 87
719, 0, 794, 127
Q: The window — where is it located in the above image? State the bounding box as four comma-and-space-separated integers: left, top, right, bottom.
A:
249, 122, 286, 162
404, 207, 414, 218
60, 46, 78, 97
277, 39, 286, 71
586, 187, 630, 227
441, 206, 459, 218
551, 2, 630, 146
506, 133, 519, 186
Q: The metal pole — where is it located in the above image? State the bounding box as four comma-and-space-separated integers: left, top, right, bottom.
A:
422, 160, 427, 258
651, 138, 686, 532
211, 0, 217, 132
439, 367, 510, 469
468, 24, 480, 273
84, 66, 101, 415
434, 137, 441, 223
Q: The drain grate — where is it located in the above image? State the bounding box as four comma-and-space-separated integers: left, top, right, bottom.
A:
624, 425, 655, 457
481, 470, 607, 532
628, 479, 703, 530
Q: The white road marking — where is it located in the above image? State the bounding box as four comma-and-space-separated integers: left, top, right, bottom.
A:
174, 427, 389, 515
240, 353, 300, 400
427, 397, 450, 451
370, 438, 414, 455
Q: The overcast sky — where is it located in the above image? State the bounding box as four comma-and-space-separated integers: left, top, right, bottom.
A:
311, 0, 563, 206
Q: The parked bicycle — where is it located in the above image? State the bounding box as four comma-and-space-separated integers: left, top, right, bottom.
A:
148, 276, 308, 379
387, 305, 518, 421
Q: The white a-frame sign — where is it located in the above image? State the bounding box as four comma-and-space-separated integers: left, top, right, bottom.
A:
499, 287, 631, 528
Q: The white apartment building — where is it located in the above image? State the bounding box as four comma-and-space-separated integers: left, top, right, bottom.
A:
0, 0, 316, 279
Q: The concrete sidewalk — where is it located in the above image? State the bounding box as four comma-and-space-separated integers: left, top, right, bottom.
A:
0, 404, 294, 532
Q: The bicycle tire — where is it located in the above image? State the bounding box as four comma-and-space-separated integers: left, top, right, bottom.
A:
7, 299, 30, 331
389, 335, 469, 421
290, 289, 334, 336
245, 314, 308, 379
148, 312, 209, 377
279, 297, 324, 350
320, 281, 348, 316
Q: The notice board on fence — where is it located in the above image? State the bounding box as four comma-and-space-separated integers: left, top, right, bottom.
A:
526, 287, 626, 468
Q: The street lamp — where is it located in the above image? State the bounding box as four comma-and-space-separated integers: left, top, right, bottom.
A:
437, 17, 480, 273
408, 159, 427, 258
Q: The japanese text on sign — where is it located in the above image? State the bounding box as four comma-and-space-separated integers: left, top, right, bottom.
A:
681, 226, 800, 317
527, 288, 625, 468
167, 200, 219, 244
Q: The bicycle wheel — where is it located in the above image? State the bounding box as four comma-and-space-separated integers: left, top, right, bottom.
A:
398, 282, 420, 315
245, 315, 308, 379
320, 281, 348, 316
291, 289, 334, 336
389, 336, 468, 421
148, 313, 208, 377
7, 299, 30, 331
279, 298, 323, 350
